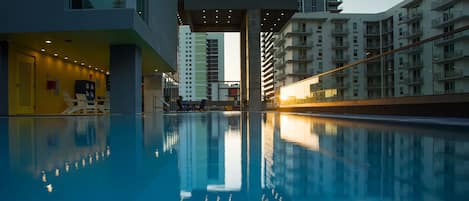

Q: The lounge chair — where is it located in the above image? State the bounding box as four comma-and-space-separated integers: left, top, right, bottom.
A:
62, 91, 84, 114
76, 93, 99, 114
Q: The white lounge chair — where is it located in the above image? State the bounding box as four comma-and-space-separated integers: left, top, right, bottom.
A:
96, 93, 110, 113
62, 92, 85, 114
76, 93, 99, 114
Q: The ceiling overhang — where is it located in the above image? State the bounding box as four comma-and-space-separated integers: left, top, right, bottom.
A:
178, 0, 298, 32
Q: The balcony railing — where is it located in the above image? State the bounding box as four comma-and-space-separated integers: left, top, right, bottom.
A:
402, 28, 423, 39
332, 41, 349, 49
433, 50, 466, 63
332, 55, 350, 63
431, 0, 461, 11
435, 70, 465, 81
286, 56, 314, 63
434, 31, 469, 46
365, 43, 381, 50
432, 11, 468, 28
402, 77, 424, 85
331, 28, 349, 35
285, 42, 314, 49
399, 62, 424, 70
399, 12, 423, 24
68, 0, 147, 20
286, 28, 313, 36
365, 30, 380, 37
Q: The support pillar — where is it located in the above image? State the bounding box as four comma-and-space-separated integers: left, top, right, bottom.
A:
110, 45, 142, 115
143, 74, 164, 113
240, 15, 248, 111
241, 10, 262, 111
0, 41, 8, 116
241, 112, 262, 200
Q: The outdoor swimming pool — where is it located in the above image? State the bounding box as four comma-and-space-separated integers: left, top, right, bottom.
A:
0, 112, 468, 201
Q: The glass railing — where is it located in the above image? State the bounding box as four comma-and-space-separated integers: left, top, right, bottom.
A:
278, 25, 469, 106
67, 0, 147, 21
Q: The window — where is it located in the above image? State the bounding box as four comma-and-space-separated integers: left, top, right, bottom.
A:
353, 49, 358, 57
318, 36, 322, 43
353, 36, 358, 44
353, 23, 357, 31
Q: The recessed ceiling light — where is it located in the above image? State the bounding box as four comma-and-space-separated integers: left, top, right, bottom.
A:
53, 53, 59, 57
45, 40, 52, 44
281, 12, 285, 16
95, 67, 98, 70
40, 48, 46, 52
204, 21, 207, 24
106, 72, 110, 75
215, 20, 218, 24
227, 20, 231, 23
278, 18, 281, 21
64, 56, 69, 60
215, 10, 219, 13
229, 10, 232, 13
88, 65, 92, 68
202, 9, 206, 13
274, 23, 277, 26
74, 60, 78, 63
266, 12, 270, 16
203, 15, 206, 19
81, 63, 85, 66
100, 70, 104, 73
216, 15, 219, 19
154, 69, 159, 72
263, 18, 266, 21
261, 23, 264, 26
228, 15, 231, 19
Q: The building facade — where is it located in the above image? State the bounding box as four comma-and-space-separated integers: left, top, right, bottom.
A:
274, 0, 469, 101
261, 0, 343, 101
0, 0, 177, 115
178, 26, 224, 101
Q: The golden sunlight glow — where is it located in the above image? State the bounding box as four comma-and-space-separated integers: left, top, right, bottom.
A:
280, 76, 319, 103
280, 115, 320, 151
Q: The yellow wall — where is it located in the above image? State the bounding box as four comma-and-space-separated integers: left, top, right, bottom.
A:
8, 45, 107, 115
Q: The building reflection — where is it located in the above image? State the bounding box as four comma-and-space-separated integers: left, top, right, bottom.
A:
177, 112, 242, 200
262, 113, 469, 201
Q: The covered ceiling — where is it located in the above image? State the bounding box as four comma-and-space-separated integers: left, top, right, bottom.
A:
178, 0, 298, 32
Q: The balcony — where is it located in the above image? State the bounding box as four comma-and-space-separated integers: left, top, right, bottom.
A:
402, 28, 423, 39
402, 77, 424, 85
431, 0, 461, 11
328, 7, 343, 13
332, 41, 349, 49
335, 82, 350, 89
286, 56, 314, 63
435, 70, 466, 81
274, 49, 286, 58
332, 55, 350, 63
365, 43, 381, 50
365, 30, 380, 37
331, 28, 349, 35
399, 12, 423, 24
286, 28, 313, 36
432, 11, 469, 28
400, 46, 423, 54
334, 70, 349, 77
285, 42, 314, 49
433, 50, 467, 63
399, 61, 424, 70
435, 31, 469, 46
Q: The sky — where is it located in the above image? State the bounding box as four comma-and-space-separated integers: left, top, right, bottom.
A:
224, 0, 404, 81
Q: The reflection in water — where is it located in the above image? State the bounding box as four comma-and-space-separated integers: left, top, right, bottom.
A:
0, 113, 468, 201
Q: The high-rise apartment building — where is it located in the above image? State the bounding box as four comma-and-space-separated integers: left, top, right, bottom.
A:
273, 0, 469, 101
178, 26, 224, 101
261, 0, 343, 101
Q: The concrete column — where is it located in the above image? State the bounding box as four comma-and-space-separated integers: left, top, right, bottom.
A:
0, 41, 8, 116
143, 74, 164, 113
240, 15, 248, 111
241, 112, 262, 200
245, 10, 262, 111
109, 44, 142, 115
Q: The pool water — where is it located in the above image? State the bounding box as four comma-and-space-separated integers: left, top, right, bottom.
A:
0, 112, 468, 201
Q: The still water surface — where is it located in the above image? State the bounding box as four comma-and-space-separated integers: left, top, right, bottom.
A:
0, 112, 468, 201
